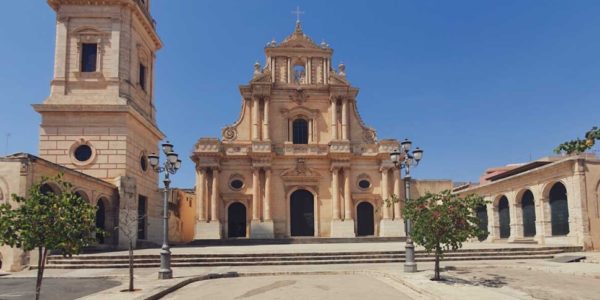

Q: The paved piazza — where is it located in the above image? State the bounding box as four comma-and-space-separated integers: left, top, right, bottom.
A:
163, 274, 417, 300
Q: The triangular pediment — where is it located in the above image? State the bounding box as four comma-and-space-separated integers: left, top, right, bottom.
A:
277, 21, 320, 49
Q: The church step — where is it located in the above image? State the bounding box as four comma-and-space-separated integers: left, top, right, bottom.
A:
43, 254, 558, 269
46, 249, 567, 265
185, 237, 405, 246
47, 246, 579, 261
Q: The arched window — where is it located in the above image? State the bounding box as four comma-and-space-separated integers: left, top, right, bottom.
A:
475, 205, 489, 241
293, 119, 309, 144
549, 182, 569, 236
521, 190, 536, 237
498, 196, 510, 239
293, 64, 306, 84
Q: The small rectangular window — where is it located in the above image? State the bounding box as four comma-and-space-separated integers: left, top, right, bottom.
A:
137, 195, 147, 240
139, 63, 147, 91
81, 43, 97, 72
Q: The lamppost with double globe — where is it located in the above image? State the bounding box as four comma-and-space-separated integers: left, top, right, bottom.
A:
390, 138, 423, 273
148, 141, 181, 280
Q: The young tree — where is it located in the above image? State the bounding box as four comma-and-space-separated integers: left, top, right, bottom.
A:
402, 190, 487, 281
554, 126, 599, 155
117, 194, 145, 292
0, 174, 99, 300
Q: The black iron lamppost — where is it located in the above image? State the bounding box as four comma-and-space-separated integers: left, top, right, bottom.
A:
148, 141, 181, 280
390, 138, 423, 273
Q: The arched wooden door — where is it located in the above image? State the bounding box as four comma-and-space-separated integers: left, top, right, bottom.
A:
356, 202, 374, 236
228, 202, 247, 238
290, 189, 314, 236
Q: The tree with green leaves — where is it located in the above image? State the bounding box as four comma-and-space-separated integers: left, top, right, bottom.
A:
554, 126, 599, 155
0, 174, 100, 300
402, 190, 488, 281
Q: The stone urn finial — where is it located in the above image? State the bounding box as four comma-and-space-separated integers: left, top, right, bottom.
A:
338, 63, 346, 77
253, 61, 261, 77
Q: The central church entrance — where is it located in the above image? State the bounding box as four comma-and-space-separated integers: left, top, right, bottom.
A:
356, 202, 374, 236
228, 202, 247, 238
290, 189, 314, 236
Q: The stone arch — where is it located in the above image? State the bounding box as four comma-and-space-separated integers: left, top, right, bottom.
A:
548, 182, 570, 236
0, 176, 9, 203
227, 202, 247, 238
40, 182, 61, 195
74, 190, 90, 203
495, 195, 510, 239
356, 201, 375, 236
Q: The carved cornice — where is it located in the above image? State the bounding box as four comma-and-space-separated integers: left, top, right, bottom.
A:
47, 0, 162, 49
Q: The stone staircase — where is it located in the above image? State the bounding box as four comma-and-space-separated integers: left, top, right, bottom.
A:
44, 246, 582, 269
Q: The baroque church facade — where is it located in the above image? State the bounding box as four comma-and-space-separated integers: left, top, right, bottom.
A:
192, 21, 425, 239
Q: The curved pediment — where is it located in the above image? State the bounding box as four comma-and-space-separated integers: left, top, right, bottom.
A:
281, 158, 321, 181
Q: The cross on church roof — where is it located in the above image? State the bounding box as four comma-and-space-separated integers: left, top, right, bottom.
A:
292, 6, 304, 23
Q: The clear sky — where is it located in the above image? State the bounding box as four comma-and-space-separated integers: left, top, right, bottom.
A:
0, 1, 599, 189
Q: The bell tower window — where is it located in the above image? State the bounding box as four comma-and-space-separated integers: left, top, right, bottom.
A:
81, 43, 97, 72
293, 64, 306, 84
293, 118, 309, 144
139, 63, 147, 91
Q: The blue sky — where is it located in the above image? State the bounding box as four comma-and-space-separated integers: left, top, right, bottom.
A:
0, 1, 599, 188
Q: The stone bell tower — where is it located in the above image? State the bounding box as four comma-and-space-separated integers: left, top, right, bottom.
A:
34, 0, 165, 244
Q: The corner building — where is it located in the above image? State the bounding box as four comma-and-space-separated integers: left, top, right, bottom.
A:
193, 22, 409, 239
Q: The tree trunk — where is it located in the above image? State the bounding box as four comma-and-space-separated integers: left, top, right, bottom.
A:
433, 245, 441, 281
35, 247, 48, 300
129, 239, 134, 291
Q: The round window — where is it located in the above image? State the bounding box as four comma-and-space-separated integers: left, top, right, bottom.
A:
74, 145, 93, 162
358, 179, 371, 190
140, 154, 148, 171
230, 179, 244, 190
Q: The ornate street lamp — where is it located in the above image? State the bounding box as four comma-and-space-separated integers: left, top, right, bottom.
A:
149, 140, 181, 280
390, 138, 424, 273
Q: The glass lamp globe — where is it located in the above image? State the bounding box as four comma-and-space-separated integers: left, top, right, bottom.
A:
148, 153, 159, 167
413, 147, 423, 162
162, 141, 174, 154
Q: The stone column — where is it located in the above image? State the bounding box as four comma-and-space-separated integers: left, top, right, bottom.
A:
252, 168, 260, 220
341, 99, 348, 140
381, 168, 390, 219
331, 167, 340, 220
331, 99, 338, 140
344, 168, 352, 220
196, 167, 206, 221
393, 168, 401, 220
251, 97, 260, 140
262, 97, 270, 140
210, 168, 220, 222
287, 58, 291, 83
263, 168, 272, 221
508, 192, 520, 241
307, 58, 312, 84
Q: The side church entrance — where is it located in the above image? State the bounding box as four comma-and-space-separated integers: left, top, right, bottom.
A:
290, 189, 314, 236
